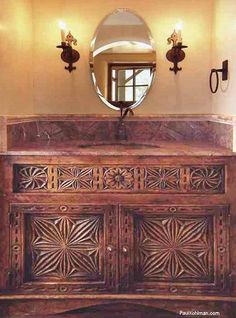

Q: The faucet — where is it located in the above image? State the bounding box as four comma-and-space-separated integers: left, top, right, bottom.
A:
116, 103, 134, 141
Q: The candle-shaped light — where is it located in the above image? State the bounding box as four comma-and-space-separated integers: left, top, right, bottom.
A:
175, 21, 183, 44
59, 20, 66, 43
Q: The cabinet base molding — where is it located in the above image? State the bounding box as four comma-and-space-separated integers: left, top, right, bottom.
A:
0, 294, 236, 301
0, 296, 235, 318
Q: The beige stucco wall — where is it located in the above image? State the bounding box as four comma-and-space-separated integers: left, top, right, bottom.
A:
212, 0, 236, 115
1, 0, 235, 117
32, 0, 214, 115
0, 0, 33, 115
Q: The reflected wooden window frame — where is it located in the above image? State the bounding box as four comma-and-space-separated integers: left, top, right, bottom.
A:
108, 63, 155, 108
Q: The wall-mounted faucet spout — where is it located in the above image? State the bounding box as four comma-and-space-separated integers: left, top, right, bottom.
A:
116, 104, 134, 141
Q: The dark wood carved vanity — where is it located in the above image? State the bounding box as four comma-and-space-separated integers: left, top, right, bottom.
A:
0, 115, 236, 317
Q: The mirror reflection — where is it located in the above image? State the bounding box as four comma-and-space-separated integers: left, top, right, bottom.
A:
90, 9, 156, 110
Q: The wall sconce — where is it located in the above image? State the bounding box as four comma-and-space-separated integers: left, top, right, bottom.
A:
166, 22, 188, 74
56, 21, 80, 72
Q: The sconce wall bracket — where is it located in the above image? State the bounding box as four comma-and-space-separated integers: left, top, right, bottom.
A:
166, 44, 188, 74
57, 42, 80, 72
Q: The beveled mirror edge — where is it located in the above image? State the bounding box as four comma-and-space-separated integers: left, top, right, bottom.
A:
89, 8, 157, 111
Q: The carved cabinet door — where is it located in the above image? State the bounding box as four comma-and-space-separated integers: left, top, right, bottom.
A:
119, 205, 230, 295
9, 204, 118, 294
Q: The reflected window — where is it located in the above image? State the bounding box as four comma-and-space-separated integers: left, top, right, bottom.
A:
108, 63, 154, 107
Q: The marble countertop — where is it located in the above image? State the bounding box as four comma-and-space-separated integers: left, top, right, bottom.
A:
3, 140, 235, 156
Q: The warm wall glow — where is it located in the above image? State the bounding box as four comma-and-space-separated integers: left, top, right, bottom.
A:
213, 0, 236, 115
0, 0, 33, 115
31, 0, 214, 115
0, 23, 7, 31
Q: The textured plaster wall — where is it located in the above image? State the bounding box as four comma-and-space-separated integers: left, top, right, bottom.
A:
0, 0, 217, 115
0, 0, 33, 115
32, 0, 214, 115
212, 0, 236, 115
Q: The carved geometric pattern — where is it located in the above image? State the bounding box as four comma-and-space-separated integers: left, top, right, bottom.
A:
106, 209, 118, 289
57, 167, 95, 191
30, 215, 101, 279
189, 166, 224, 192
8, 204, 229, 295
15, 165, 48, 191
120, 209, 131, 289
9, 211, 22, 288
9, 204, 117, 293
13, 164, 225, 194
121, 205, 229, 295
136, 216, 211, 281
144, 168, 181, 190
102, 167, 135, 190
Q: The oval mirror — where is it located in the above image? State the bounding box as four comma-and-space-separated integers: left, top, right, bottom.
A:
90, 9, 156, 111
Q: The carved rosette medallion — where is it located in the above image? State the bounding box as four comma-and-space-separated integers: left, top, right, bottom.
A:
189, 166, 224, 192
136, 216, 211, 281
102, 167, 135, 190
144, 167, 181, 191
30, 215, 101, 279
16, 166, 48, 191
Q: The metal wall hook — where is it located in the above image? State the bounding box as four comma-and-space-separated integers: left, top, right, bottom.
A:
209, 60, 228, 93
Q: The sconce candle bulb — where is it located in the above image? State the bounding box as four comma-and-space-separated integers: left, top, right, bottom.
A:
175, 21, 183, 44
59, 21, 66, 42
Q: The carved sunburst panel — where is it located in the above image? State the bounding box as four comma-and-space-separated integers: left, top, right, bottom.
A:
134, 215, 214, 282
144, 167, 181, 191
57, 167, 96, 191
26, 214, 104, 281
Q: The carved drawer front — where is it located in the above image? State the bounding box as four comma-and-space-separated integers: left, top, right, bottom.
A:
9, 204, 118, 294
13, 164, 225, 194
120, 205, 230, 295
